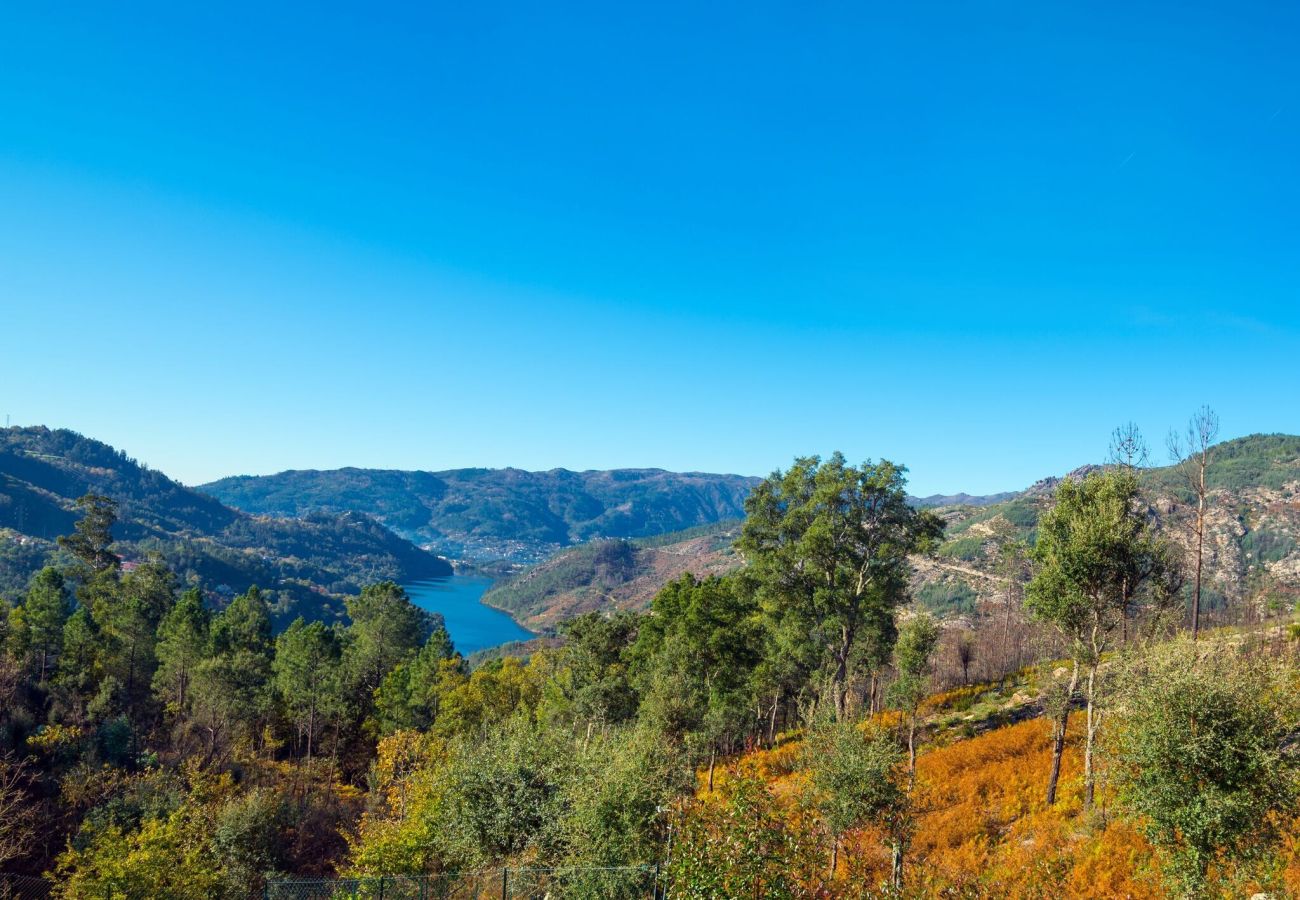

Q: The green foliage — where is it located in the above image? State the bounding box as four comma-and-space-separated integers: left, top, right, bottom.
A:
739, 453, 944, 719
803, 719, 908, 856
915, 580, 978, 615
1108, 641, 1300, 896
1240, 528, 1297, 564
937, 534, 985, 561
890, 614, 940, 717
667, 775, 823, 898
273, 618, 344, 758
152, 588, 210, 713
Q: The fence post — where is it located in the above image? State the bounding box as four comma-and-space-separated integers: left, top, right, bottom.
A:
500, 866, 508, 900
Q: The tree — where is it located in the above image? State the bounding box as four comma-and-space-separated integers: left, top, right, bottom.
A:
58, 494, 121, 575
21, 567, 71, 682
100, 559, 176, 730
0, 753, 35, 869
630, 574, 762, 784
192, 587, 275, 756
955, 631, 975, 685
889, 613, 939, 780
738, 453, 943, 720
343, 582, 432, 701
1026, 469, 1178, 806
1108, 640, 1300, 896
994, 536, 1030, 673
273, 618, 344, 760
803, 719, 908, 886
1167, 406, 1219, 638
152, 588, 211, 715
373, 625, 459, 734
561, 611, 641, 730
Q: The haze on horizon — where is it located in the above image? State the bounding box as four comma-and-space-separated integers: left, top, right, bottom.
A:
2, 2, 1297, 495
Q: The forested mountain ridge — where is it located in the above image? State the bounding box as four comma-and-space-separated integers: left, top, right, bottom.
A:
0, 427, 450, 621
202, 466, 759, 563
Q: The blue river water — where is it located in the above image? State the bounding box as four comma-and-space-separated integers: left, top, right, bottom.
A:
404, 576, 533, 657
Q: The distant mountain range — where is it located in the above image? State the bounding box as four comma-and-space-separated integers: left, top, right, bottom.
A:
202, 467, 759, 564
0, 427, 451, 623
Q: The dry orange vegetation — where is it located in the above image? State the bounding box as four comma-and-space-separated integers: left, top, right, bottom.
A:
693, 711, 1300, 898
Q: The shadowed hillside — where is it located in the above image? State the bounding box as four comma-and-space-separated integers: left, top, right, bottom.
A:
0, 427, 450, 622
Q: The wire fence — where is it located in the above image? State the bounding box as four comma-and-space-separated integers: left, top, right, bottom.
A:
264, 867, 663, 900
0, 875, 52, 900
1, 865, 663, 900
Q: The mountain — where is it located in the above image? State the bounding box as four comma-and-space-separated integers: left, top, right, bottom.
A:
0, 427, 451, 622
905, 434, 1300, 618
202, 467, 759, 564
487, 434, 1300, 627
481, 520, 745, 631
911, 490, 1018, 508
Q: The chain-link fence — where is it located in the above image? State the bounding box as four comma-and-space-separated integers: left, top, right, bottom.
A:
0, 875, 52, 900
264, 866, 663, 900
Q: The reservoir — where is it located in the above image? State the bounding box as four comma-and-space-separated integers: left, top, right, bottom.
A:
404, 576, 534, 657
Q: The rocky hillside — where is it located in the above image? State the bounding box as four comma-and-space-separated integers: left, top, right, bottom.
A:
0, 427, 451, 623
202, 467, 759, 564
916, 434, 1300, 619
482, 520, 744, 631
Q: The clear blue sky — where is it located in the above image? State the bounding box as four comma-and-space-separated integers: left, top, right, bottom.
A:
2, 2, 1296, 495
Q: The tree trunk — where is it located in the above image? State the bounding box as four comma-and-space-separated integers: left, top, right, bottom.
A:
1083, 663, 1099, 810
1046, 660, 1080, 805
869, 672, 879, 717
907, 713, 918, 790
891, 839, 903, 890
707, 744, 716, 792
1192, 475, 1205, 639
828, 835, 839, 879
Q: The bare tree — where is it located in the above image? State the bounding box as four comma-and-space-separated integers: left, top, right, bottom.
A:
956, 632, 975, 685
0, 754, 35, 869
1108, 421, 1150, 470
995, 536, 1031, 674
1167, 406, 1220, 640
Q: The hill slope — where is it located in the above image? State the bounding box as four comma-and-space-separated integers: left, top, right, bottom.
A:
481, 520, 744, 631
202, 467, 759, 564
0, 427, 450, 622
914, 433, 1300, 618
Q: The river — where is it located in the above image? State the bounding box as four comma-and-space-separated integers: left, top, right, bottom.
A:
404, 576, 534, 657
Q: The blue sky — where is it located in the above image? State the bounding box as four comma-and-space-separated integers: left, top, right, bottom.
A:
1, 1, 1296, 495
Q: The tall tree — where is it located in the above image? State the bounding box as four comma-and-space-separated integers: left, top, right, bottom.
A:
273, 618, 344, 760
57, 494, 121, 575
1026, 469, 1178, 806
631, 574, 762, 786
21, 567, 71, 682
342, 582, 432, 701
1167, 406, 1219, 638
152, 588, 211, 715
192, 586, 274, 756
738, 454, 943, 720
